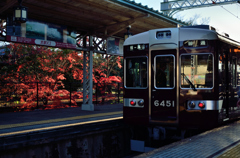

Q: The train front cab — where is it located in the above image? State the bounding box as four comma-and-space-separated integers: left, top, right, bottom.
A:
123, 26, 240, 146
123, 31, 150, 126
123, 29, 179, 129
147, 27, 220, 131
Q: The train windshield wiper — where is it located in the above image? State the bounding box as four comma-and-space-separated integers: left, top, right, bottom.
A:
181, 73, 197, 91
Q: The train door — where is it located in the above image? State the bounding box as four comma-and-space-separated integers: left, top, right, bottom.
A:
224, 50, 238, 119
150, 49, 177, 124
224, 51, 230, 118
220, 49, 238, 119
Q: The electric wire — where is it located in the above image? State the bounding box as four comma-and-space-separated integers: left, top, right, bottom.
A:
220, 5, 240, 21
237, 3, 240, 11
237, 3, 240, 19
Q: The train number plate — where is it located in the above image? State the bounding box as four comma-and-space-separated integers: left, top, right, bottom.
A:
154, 100, 174, 107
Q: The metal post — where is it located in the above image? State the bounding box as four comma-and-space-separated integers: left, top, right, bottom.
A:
118, 82, 120, 103
36, 82, 38, 109
96, 82, 98, 105
69, 82, 71, 107
83, 37, 87, 106
82, 36, 94, 111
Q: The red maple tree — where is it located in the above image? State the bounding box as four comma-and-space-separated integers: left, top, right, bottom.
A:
0, 43, 123, 111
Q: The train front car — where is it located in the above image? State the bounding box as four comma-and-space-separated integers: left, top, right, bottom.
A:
123, 31, 150, 126
123, 26, 240, 149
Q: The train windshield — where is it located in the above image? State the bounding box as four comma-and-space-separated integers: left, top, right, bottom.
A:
125, 57, 148, 88
181, 53, 213, 89
155, 55, 175, 88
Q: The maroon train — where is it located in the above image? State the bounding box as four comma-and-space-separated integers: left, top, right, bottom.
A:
123, 25, 240, 149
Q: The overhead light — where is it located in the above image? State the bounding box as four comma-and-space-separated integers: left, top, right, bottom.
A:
14, 0, 28, 23
124, 25, 132, 40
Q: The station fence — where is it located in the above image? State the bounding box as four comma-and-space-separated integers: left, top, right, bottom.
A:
0, 81, 123, 112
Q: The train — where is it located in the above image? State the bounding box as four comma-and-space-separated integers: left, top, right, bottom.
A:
123, 25, 240, 150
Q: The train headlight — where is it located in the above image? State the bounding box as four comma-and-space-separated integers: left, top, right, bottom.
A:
189, 101, 195, 108
138, 99, 144, 106
198, 102, 205, 108
130, 100, 136, 106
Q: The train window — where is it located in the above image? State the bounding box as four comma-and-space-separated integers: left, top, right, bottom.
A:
126, 44, 148, 51
155, 55, 175, 88
181, 53, 213, 89
125, 57, 148, 88
183, 40, 208, 47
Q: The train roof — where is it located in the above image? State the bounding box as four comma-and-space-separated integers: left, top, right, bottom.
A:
124, 25, 240, 48
184, 25, 240, 48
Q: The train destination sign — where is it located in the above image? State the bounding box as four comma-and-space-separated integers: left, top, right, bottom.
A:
6, 19, 76, 49
107, 37, 124, 56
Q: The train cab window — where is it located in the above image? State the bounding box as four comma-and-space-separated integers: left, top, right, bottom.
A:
125, 57, 148, 88
181, 53, 213, 89
155, 55, 175, 88
183, 40, 208, 47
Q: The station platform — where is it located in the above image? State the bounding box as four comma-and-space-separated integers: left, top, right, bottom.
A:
0, 104, 129, 157
136, 119, 240, 158
0, 103, 123, 137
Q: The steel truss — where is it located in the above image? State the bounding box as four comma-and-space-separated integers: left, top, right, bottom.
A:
76, 35, 109, 111
161, 0, 240, 16
76, 34, 107, 53
81, 36, 94, 111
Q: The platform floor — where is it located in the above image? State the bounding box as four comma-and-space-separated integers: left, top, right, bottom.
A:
2, 105, 240, 157
0, 104, 123, 137
136, 119, 240, 158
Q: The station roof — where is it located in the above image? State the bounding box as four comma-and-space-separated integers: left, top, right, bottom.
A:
0, 0, 187, 39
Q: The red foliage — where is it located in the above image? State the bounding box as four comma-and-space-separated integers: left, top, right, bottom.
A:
0, 43, 123, 112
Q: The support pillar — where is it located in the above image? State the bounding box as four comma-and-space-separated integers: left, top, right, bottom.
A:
82, 36, 94, 111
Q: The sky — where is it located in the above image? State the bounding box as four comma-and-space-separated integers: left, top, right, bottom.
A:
134, 0, 240, 42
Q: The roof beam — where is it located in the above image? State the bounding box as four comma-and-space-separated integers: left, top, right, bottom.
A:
26, 4, 107, 30
96, 14, 149, 36
97, 14, 149, 30
24, 0, 129, 23
0, 0, 17, 14
111, 0, 187, 26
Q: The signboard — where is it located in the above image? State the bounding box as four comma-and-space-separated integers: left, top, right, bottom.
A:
107, 37, 124, 56
6, 19, 76, 49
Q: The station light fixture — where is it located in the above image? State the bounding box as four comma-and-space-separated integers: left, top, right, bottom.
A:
14, 0, 28, 23
234, 49, 240, 53
124, 25, 132, 40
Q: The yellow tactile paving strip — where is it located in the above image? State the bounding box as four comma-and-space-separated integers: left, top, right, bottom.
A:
0, 111, 123, 137
0, 116, 123, 137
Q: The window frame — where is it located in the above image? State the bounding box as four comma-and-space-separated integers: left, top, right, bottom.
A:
180, 53, 214, 90
154, 54, 175, 89
124, 56, 148, 89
